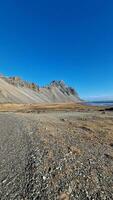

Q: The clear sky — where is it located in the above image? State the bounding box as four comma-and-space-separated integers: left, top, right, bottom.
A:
0, 0, 113, 100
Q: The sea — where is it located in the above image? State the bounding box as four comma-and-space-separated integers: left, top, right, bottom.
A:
85, 101, 113, 107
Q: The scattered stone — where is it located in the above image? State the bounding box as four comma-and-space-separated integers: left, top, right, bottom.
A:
109, 143, 113, 147
104, 153, 113, 160
42, 176, 46, 181
60, 118, 65, 122
59, 192, 69, 200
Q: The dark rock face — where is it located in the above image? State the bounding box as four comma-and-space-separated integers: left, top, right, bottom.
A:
46, 80, 79, 97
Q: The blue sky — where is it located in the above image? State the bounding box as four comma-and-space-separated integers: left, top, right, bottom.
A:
0, 0, 113, 100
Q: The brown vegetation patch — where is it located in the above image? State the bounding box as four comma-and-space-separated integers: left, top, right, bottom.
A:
0, 102, 107, 112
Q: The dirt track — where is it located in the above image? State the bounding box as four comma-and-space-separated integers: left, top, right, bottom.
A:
0, 111, 113, 199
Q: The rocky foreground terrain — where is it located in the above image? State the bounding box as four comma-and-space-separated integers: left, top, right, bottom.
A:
0, 105, 113, 199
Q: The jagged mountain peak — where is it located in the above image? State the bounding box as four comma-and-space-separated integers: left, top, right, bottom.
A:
46, 80, 78, 97
50, 80, 65, 86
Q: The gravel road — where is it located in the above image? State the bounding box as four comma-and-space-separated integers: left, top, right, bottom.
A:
0, 111, 113, 200
0, 113, 39, 199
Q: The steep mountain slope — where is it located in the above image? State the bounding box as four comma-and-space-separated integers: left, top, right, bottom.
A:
0, 76, 81, 103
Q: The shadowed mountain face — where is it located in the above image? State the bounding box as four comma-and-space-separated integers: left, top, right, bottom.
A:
0, 76, 81, 103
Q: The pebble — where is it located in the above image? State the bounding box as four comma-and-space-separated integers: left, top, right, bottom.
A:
43, 176, 46, 181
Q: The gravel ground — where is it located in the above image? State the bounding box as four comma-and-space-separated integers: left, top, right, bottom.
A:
0, 111, 113, 199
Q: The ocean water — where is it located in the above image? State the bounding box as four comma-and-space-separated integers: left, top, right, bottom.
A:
85, 101, 113, 107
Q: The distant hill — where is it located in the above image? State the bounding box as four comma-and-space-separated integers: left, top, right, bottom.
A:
0, 75, 81, 103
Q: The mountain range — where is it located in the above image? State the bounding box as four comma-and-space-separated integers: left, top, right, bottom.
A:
0, 75, 81, 103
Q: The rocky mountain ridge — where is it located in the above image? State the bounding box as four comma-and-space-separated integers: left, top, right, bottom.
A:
2, 76, 39, 91
0, 75, 81, 103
